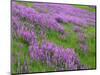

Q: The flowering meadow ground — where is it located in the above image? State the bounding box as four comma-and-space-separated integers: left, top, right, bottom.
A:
11, 1, 96, 74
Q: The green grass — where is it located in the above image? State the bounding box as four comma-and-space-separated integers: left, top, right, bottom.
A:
83, 26, 96, 68
46, 23, 79, 48
16, 2, 33, 7
46, 23, 96, 69
74, 5, 96, 12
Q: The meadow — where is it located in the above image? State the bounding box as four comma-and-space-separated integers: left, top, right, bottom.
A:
11, 1, 96, 74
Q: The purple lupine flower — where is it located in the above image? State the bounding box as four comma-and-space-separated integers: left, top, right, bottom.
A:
80, 44, 88, 54
73, 26, 81, 32
78, 32, 86, 43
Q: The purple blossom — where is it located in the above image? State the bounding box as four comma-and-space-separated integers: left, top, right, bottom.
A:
80, 44, 88, 54
78, 32, 86, 43
73, 26, 81, 32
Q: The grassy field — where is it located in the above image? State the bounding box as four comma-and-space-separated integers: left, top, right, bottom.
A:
11, 3, 96, 73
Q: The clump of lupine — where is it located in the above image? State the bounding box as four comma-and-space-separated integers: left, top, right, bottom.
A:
80, 43, 88, 54
29, 40, 85, 70
11, 1, 95, 72
74, 28, 88, 54
33, 3, 96, 27
12, 2, 65, 34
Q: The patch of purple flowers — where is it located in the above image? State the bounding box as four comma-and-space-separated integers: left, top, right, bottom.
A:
11, 1, 95, 71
